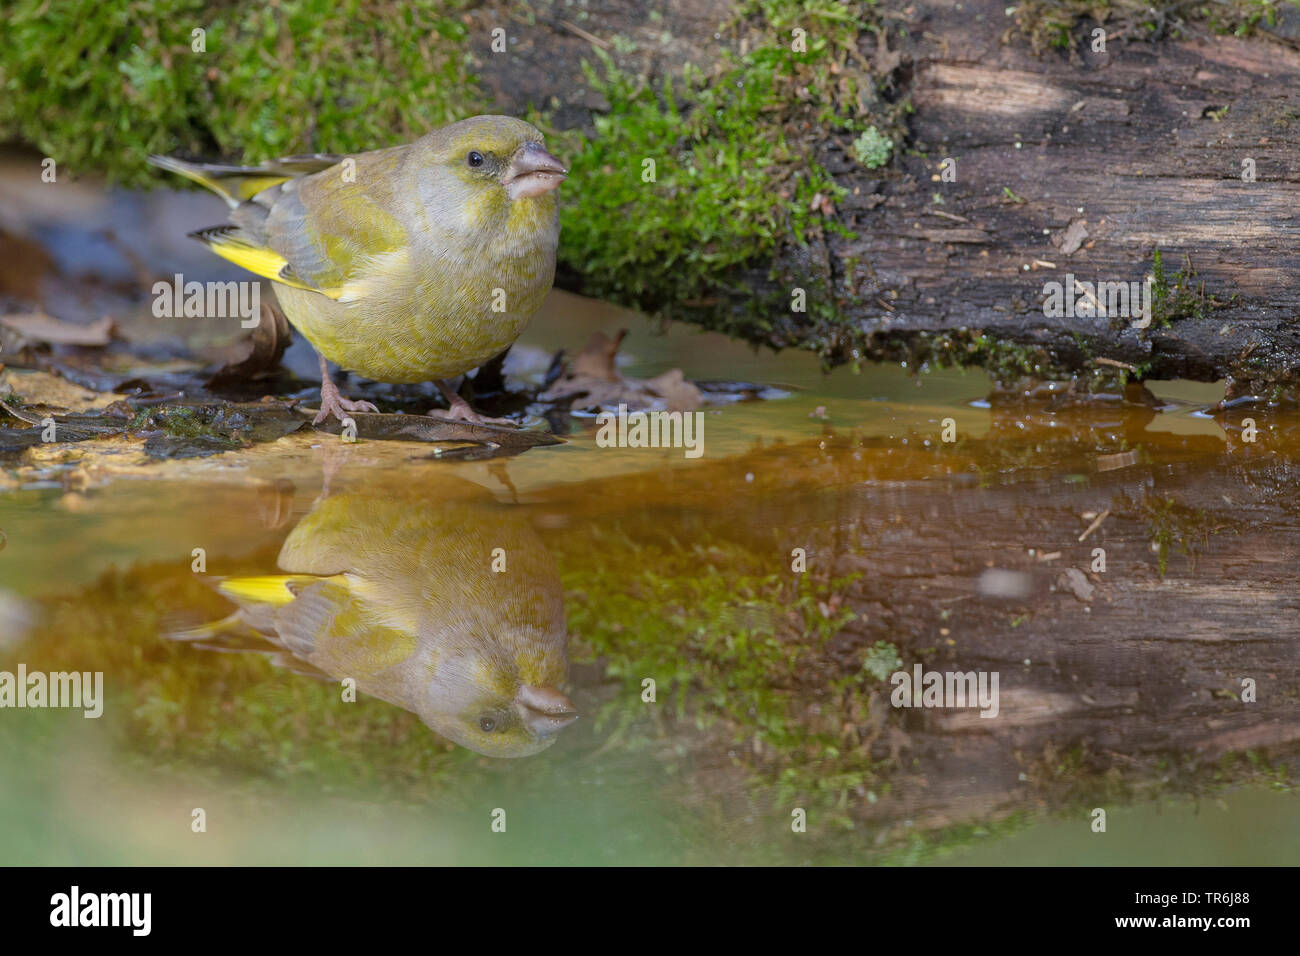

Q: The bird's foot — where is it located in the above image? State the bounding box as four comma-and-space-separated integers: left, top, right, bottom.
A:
313, 381, 379, 425
431, 378, 515, 427
309, 353, 380, 425
428, 395, 515, 427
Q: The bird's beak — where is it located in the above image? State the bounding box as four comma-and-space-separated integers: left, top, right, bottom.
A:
515, 684, 578, 737
501, 142, 567, 200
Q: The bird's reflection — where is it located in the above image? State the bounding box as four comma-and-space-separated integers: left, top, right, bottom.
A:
175, 477, 575, 757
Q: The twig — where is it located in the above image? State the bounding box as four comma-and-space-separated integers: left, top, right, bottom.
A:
1093, 357, 1139, 373
1078, 508, 1110, 543
556, 18, 611, 50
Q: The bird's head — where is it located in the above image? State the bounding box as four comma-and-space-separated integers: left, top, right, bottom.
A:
421, 114, 566, 199
414, 114, 566, 244
420, 638, 577, 758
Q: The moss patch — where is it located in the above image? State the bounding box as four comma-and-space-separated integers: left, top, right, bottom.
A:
551, 1, 906, 338
1012, 0, 1299, 52
0, 0, 482, 182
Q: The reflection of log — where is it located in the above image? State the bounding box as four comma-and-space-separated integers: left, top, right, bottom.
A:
537, 404, 1300, 833
478, 2, 1300, 389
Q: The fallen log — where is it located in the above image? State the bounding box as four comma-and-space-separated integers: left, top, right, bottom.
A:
472, 1, 1300, 394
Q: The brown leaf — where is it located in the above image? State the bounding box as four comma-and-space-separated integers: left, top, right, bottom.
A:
204, 302, 291, 387
1051, 218, 1090, 256
541, 330, 702, 412
570, 329, 626, 382
0, 312, 114, 346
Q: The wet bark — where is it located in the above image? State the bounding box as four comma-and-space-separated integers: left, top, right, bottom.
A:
476, 1, 1300, 391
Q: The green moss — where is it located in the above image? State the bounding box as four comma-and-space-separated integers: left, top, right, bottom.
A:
1, 0, 902, 365
2, 0, 1260, 381
1150, 248, 1233, 327
1012, 0, 1299, 53
1141, 496, 1222, 575
852, 126, 893, 168
554, 2, 904, 337
0, 0, 481, 185
862, 640, 901, 681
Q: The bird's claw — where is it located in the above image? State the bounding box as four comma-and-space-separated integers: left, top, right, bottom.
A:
428, 399, 515, 427
312, 391, 379, 425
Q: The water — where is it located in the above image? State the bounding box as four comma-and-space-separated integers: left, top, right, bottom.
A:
1, 289, 1297, 865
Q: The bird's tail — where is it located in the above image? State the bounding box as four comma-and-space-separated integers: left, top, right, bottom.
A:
147, 153, 344, 208
165, 610, 246, 643
164, 573, 318, 644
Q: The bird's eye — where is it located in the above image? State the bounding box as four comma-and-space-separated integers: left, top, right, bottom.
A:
467, 151, 485, 168
478, 716, 498, 732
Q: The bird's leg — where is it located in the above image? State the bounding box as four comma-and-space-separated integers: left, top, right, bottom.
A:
430, 378, 514, 426
313, 353, 379, 425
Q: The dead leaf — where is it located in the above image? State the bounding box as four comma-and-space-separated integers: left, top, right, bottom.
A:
641, 368, 703, 412
1056, 567, 1096, 603
541, 331, 703, 412
1051, 219, 1090, 256
205, 301, 292, 388
0, 312, 113, 346
570, 329, 626, 382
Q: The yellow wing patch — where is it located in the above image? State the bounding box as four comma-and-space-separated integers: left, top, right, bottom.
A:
191, 227, 343, 299
218, 574, 327, 608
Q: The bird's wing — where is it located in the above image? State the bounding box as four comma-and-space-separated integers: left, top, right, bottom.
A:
168, 147, 412, 300
198, 572, 415, 680
271, 578, 418, 677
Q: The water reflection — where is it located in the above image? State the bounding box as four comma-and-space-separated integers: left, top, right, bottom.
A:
2, 379, 1297, 864
172, 479, 576, 758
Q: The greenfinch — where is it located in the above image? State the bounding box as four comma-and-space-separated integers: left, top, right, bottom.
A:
172, 480, 577, 757
149, 116, 566, 424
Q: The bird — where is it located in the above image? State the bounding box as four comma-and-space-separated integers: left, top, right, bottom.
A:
170, 478, 578, 758
149, 115, 567, 425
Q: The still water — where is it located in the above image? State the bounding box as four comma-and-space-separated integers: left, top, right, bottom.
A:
1, 292, 1296, 864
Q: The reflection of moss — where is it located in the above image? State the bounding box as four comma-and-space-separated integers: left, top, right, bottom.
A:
559, 531, 881, 821
7, 482, 1298, 863
1141, 495, 1223, 575
876, 328, 1130, 391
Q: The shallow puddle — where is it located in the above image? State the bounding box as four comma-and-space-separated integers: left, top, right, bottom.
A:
1, 288, 1297, 865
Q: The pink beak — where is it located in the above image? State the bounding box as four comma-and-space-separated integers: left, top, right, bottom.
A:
501, 142, 567, 200
515, 684, 578, 737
